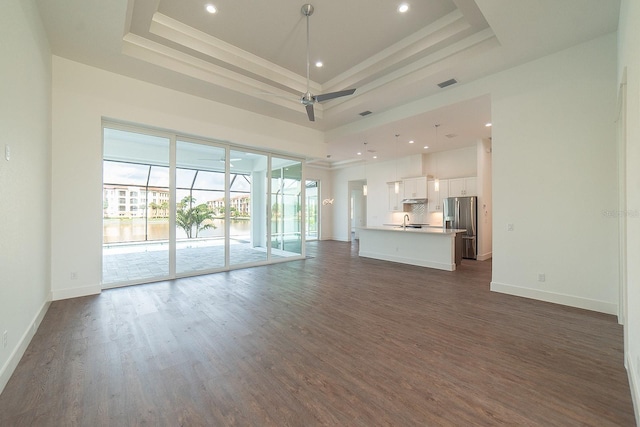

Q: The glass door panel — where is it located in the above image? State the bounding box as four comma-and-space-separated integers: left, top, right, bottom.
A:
229, 149, 268, 266
305, 180, 319, 240
102, 128, 170, 286
176, 141, 226, 274
271, 158, 303, 257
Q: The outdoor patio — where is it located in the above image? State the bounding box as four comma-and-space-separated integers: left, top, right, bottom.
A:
103, 238, 304, 285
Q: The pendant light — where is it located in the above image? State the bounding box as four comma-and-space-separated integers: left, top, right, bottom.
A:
363, 141, 368, 196
434, 124, 440, 192
394, 133, 400, 194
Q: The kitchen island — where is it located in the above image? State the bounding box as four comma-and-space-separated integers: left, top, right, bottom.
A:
357, 226, 466, 271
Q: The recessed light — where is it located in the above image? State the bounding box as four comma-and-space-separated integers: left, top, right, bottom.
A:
409, 140, 414, 144
205, 4, 217, 14
485, 122, 492, 127
315, 61, 323, 68
398, 3, 409, 13
423, 146, 429, 149
357, 152, 362, 156
373, 155, 378, 159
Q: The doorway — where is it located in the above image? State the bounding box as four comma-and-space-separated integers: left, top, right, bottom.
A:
348, 180, 367, 241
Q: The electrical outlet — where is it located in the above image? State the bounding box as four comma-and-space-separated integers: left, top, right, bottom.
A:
538, 273, 546, 282
3, 331, 7, 348
70, 272, 77, 280
507, 223, 514, 232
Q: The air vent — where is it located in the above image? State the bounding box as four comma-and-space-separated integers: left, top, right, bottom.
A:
445, 133, 457, 139
437, 78, 457, 88
359, 110, 373, 117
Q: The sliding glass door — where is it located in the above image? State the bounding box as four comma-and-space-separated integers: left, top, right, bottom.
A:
175, 141, 226, 275
270, 158, 303, 257
305, 180, 319, 241
228, 149, 269, 266
102, 128, 170, 285
102, 125, 306, 287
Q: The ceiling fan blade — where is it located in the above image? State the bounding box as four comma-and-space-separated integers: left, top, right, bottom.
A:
305, 103, 315, 122
314, 88, 356, 103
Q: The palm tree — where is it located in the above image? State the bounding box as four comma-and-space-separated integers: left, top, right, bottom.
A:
176, 196, 216, 238
148, 202, 159, 218
176, 206, 195, 238
192, 204, 216, 238
159, 201, 169, 217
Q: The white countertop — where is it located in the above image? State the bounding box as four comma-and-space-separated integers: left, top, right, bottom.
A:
359, 226, 467, 235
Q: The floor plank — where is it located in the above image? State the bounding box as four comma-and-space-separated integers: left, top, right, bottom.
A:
0, 240, 635, 426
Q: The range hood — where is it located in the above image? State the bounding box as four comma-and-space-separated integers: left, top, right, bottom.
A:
402, 198, 428, 204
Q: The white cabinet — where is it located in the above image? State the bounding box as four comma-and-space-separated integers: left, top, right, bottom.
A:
388, 182, 404, 212
427, 179, 449, 212
448, 177, 477, 197
402, 177, 427, 199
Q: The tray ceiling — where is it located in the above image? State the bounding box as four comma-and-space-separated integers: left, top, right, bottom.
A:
36, 0, 620, 165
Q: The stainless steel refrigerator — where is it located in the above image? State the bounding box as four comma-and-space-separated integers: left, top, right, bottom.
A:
443, 196, 477, 260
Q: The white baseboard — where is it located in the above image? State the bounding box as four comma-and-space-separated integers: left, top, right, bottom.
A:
628, 352, 640, 426
490, 281, 617, 315
0, 298, 51, 395
477, 251, 492, 261
52, 283, 101, 301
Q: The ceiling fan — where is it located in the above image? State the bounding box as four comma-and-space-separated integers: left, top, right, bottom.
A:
299, 4, 356, 121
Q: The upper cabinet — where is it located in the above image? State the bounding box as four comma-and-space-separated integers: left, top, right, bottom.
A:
402, 177, 427, 199
388, 182, 404, 212
427, 179, 449, 212
448, 177, 477, 197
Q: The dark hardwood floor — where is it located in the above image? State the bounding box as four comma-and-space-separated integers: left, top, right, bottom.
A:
0, 241, 635, 426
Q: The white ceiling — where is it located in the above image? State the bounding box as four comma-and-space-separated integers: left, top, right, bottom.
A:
35, 0, 620, 166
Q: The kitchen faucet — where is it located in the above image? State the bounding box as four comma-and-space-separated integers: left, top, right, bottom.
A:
403, 214, 410, 229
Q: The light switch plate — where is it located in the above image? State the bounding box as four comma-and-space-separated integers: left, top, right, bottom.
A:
5, 145, 10, 161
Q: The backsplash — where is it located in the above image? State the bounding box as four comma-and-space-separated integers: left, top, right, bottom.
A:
410, 203, 426, 223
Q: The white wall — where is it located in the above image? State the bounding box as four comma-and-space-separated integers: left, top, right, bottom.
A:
50, 57, 326, 300
0, 0, 52, 393
422, 147, 477, 179
477, 138, 493, 261
490, 33, 619, 314
618, 0, 640, 421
